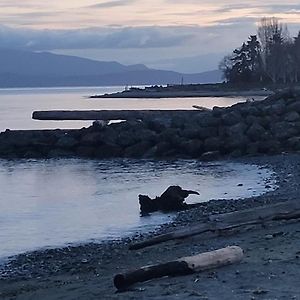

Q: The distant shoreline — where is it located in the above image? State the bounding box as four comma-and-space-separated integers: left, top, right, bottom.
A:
90, 84, 273, 99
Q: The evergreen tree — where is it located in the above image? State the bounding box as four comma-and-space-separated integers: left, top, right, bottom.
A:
220, 17, 300, 85
219, 35, 262, 83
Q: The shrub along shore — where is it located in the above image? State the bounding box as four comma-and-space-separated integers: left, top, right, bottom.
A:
1, 89, 300, 159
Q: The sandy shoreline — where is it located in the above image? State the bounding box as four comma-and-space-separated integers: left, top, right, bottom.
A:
1, 154, 300, 299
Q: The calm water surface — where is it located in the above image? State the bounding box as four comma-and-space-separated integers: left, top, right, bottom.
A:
0, 158, 275, 259
0, 88, 273, 259
0, 86, 263, 131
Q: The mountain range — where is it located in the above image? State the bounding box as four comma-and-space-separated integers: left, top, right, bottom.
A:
0, 48, 222, 88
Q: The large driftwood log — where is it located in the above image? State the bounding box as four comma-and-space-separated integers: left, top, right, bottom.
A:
139, 185, 199, 214
114, 246, 243, 290
130, 200, 300, 250
32, 110, 199, 121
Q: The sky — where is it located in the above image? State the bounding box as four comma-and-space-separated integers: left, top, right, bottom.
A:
0, 0, 300, 73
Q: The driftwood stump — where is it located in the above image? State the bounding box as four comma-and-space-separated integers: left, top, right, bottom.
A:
138, 185, 199, 214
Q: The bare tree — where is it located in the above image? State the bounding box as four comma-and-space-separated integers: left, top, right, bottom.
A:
257, 17, 290, 83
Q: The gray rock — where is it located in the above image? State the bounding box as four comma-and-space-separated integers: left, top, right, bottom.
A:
200, 151, 220, 161
245, 115, 260, 126
221, 111, 242, 126
56, 135, 78, 148
196, 113, 220, 127
180, 128, 200, 139
285, 111, 300, 122
184, 139, 203, 157
117, 130, 138, 148
76, 146, 95, 157
246, 123, 266, 141
247, 105, 261, 116
229, 149, 243, 158
134, 129, 157, 144
151, 141, 171, 157
197, 127, 219, 139
270, 101, 286, 115
212, 106, 224, 117
204, 137, 222, 151
80, 132, 103, 146
224, 135, 249, 153
226, 122, 247, 137
287, 101, 300, 113
124, 141, 152, 158
287, 136, 300, 150
271, 122, 298, 140
94, 144, 122, 158
257, 140, 281, 154
246, 142, 259, 155
48, 148, 74, 158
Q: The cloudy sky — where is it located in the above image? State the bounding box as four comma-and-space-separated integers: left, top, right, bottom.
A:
0, 0, 300, 72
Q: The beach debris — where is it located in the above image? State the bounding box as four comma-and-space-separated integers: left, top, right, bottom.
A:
113, 246, 243, 290
192, 105, 211, 111
130, 200, 300, 250
138, 185, 199, 214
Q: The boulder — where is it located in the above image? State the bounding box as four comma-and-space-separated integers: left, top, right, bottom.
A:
270, 101, 286, 115
257, 140, 281, 154
287, 136, 300, 150
48, 148, 74, 158
221, 111, 242, 126
197, 127, 218, 140
247, 105, 261, 117
285, 111, 300, 122
94, 143, 122, 158
200, 151, 220, 161
271, 122, 298, 140
246, 123, 266, 141
287, 101, 300, 113
196, 113, 220, 127
76, 146, 95, 157
226, 122, 247, 138
124, 141, 153, 158
184, 139, 203, 157
55, 135, 78, 149
204, 137, 222, 152
80, 132, 103, 146
212, 106, 224, 117
224, 135, 249, 153
117, 130, 138, 148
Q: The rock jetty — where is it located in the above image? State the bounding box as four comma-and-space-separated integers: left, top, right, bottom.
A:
1, 89, 300, 159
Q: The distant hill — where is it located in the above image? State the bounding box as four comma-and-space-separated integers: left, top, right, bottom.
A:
0, 48, 222, 87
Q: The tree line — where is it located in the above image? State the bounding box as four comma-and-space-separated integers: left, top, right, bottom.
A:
219, 17, 300, 84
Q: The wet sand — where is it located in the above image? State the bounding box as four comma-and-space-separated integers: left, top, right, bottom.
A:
1, 154, 300, 299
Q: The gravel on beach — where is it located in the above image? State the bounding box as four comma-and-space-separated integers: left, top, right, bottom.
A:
1, 153, 300, 300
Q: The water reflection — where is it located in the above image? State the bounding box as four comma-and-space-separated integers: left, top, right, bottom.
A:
0, 158, 275, 258
0, 87, 264, 131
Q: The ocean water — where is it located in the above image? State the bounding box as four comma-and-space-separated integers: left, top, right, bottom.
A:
0, 87, 273, 259
0, 158, 276, 259
0, 86, 263, 131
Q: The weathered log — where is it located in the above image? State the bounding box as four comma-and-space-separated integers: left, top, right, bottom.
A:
130, 200, 300, 250
32, 110, 199, 121
114, 246, 243, 290
139, 185, 199, 214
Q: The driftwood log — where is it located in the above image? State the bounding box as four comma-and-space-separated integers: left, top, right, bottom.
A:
130, 200, 300, 250
32, 110, 199, 121
139, 185, 199, 214
114, 246, 243, 290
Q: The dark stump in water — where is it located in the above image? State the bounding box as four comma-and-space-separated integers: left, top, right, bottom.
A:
139, 185, 199, 214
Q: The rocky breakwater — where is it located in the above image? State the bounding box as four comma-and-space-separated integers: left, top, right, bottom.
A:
1, 90, 300, 159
